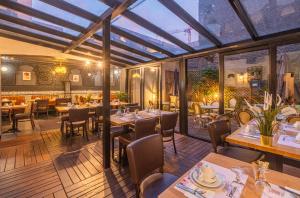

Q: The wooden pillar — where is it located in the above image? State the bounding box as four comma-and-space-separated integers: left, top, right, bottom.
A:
102, 16, 111, 169
269, 45, 277, 105
219, 54, 225, 114
179, 58, 188, 135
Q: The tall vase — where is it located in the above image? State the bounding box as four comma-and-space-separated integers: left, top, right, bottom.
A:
260, 135, 273, 146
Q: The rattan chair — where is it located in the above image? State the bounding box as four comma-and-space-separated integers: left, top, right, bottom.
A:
286, 115, 300, 124
235, 109, 254, 126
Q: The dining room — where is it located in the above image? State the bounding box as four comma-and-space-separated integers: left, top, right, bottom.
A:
1, 0, 300, 198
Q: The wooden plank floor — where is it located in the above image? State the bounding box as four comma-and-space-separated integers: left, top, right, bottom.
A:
0, 130, 213, 198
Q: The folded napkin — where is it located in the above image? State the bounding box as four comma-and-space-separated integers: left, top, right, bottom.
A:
174, 161, 248, 198
262, 183, 300, 198
277, 135, 300, 149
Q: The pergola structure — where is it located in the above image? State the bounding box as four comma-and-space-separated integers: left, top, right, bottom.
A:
0, 0, 300, 169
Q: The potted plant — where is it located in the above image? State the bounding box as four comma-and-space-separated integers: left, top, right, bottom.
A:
116, 92, 128, 102
245, 92, 282, 146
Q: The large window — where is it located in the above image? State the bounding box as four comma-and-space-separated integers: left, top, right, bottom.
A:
128, 68, 141, 105
143, 66, 160, 108
224, 49, 269, 108
277, 43, 300, 105
187, 55, 219, 140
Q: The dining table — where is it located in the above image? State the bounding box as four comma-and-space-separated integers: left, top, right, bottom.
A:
1, 104, 28, 133
226, 121, 300, 171
159, 153, 300, 198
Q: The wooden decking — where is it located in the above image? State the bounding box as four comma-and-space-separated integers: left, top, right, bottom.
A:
0, 130, 212, 198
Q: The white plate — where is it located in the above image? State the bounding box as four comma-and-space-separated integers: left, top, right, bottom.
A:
189, 169, 223, 188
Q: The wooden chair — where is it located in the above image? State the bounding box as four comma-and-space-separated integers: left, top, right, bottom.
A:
235, 109, 254, 126
65, 108, 89, 141
55, 98, 71, 107
208, 120, 262, 163
35, 99, 49, 118
119, 117, 157, 164
126, 134, 178, 198
13, 102, 36, 131
157, 112, 178, 153
286, 115, 300, 124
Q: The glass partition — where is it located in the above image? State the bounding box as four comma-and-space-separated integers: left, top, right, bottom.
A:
161, 61, 180, 111
224, 49, 269, 108
187, 55, 219, 140
143, 66, 160, 108
277, 43, 300, 105
128, 68, 141, 105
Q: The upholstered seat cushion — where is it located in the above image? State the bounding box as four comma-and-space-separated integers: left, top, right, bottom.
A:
65, 120, 86, 127
119, 132, 135, 145
14, 113, 30, 120
110, 126, 125, 137
61, 114, 69, 122
218, 146, 261, 163
140, 173, 178, 198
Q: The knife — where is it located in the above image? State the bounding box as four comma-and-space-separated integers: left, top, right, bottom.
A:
176, 183, 205, 198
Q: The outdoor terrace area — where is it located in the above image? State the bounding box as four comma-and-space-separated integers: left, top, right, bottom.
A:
1, 0, 300, 198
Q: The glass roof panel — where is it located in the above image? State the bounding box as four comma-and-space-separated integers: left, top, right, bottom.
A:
112, 16, 187, 55
110, 32, 167, 59
64, 0, 110, 16
87, 38, 152, 62
240, 0, 300, 36
174, 0, 251, 44
0, 19, 72, 43
129, 0, 214, 50
0, 9, 80, 36
17, 0, 92, 28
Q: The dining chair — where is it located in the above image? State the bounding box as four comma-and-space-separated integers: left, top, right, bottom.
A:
55, 98, 71, 107
128, 105, 141, 112
13, 102, 36, 131
235, 109, 254, 126
35, 99, 49, 118
126, 134, 178, 198
286, 115, 300, 124
110, 109, 126, 160
119, 117, 157, 164
157, 112, 178, 153
92, 105, 103, 136
208, 120, 262, 163
193, 103, 211, 127
65, 108, 89, 141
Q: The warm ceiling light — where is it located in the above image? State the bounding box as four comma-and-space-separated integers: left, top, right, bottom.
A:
54, 62, 66, 74
97, 61, 102, 68
132, 73, 140, 78
1, 66, 8, 72
120, 36, 126, 42
88, 72, 92, 77
85, 60, 91, 66
150, 68, 156, 72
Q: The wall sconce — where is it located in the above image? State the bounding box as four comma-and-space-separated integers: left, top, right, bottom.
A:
237, 73, 248, 84
97, 61, 102, 69
132, 73, 140, 78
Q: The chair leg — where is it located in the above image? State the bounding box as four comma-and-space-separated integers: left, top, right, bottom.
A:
85, 123, 89, 141
111, 137, 115, 160
60, 121, 64, 134
30, 118, 35, 129
119, 142, 123, 165
135, 184, 140, 198
172, 130, 177, 154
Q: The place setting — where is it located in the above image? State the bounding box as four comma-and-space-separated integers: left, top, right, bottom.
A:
174, 161, 248, 198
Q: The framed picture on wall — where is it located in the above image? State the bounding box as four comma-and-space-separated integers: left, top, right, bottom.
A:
22, 71, 31, 81
72, 74, 79, 82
